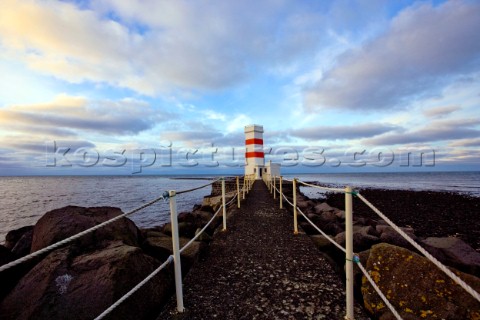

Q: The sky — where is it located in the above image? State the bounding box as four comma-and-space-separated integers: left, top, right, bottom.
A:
0, 0, 479, 175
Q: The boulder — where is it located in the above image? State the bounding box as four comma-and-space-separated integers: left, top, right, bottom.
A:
0, 241, 173, 320
201, 192, 235, 212
335, 226, 380, 252
314, 202, 334, 214
335, 210, 346, 219
11, 229, 33, 258
0, 245, 12, 266
4, 226, 34, 250
163, 222, 196, 238
310, 235, 334, 250
361, 243, 480, 319
377, 226, 416, 249
421, 237, 480, 276
319, 211, 337, 224
142, 233, 201, 272
31, 206, 139, 252
296, 199, 310, 210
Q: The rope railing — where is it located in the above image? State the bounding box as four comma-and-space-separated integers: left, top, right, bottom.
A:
0, 193, 168, 273
289, 195, 403, 319
166, 176, 247, 313
268, 175, 468, 319
0, 175, 247, 319
176, 178, 220, 195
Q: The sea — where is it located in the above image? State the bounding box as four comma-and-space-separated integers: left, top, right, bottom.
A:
1, 171, 479, 243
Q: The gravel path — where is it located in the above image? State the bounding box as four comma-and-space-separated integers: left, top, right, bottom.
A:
159, 181, 370, 319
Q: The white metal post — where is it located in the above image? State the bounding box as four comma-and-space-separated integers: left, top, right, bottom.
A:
169, 190, 184, 313
236, 176, 240, 208
242, 176, 246, 199
273, 175, 276, 199
345, 186, 354, 320
222, 178, 227, 231
279, 176, 283, 209
293, 178, 298, 235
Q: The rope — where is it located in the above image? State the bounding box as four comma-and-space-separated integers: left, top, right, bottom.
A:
176, 178, 220, 195
297, 206, 347, 253
357, 261, 403, 320
296, 180, 346, 193
357, 193, 480, 303
180, 203, 222, 253
94, 255, 174, 320
179, 193, 238, 254
281, 191, 402, 318
0, 194, 167, 273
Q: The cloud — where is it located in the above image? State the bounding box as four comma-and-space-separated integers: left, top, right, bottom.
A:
365, 118, 480, 146
449, 138, 480, 148
0, 94, 171, 136
422, 105, 461, 118
289, 123, 398, 141
304, 0, 480, 110
0, 0, 328, 95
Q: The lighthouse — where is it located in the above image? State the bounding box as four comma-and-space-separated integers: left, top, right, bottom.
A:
244, 124, 280, 179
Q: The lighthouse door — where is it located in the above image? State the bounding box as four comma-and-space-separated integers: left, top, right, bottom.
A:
259, 167, 262, 178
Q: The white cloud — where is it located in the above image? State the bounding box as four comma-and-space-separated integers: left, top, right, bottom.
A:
0, 0, 330, 96
305, 0, 480, 111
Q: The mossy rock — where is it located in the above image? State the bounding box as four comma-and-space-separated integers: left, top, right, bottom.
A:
361, 243, 480, 319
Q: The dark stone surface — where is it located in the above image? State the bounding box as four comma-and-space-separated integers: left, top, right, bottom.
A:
4, 226, 34, 250
158, 181, 370, 319
0, 241, 173, 320
324, 189, 480, 251
31, 206, 139, 252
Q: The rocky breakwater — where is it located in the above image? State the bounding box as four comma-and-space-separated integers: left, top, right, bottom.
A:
285, 186, 480, 319
0, 179, 237, 320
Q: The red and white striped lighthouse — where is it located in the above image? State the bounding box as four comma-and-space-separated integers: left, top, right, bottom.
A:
245, 124, 264, 179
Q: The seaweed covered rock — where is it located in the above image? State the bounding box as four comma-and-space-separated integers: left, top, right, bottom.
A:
361, 243, 480, 319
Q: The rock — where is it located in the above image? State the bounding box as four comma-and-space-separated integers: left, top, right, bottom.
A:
421, 237, 480, 276
31, 206, 139, 252
0, 245, 12, 266
378, 226, 416, 249
4, 226, 34, 250
335, 226, 380, 252
296, 199, 310, 210
323, 222, 344, 236
194, 228, 212, 242
202, 192, 235, 212
299, 222, 316, 235
335, 210, 346, 219
0, 241, 173, 320
163, 221, 196, 238
11, 229, 33, 258
142, 233, 201, 272
314, 202, 334, 214
319, 211, 337, 224
361, 243, 480, 319
310, 235, 333, 250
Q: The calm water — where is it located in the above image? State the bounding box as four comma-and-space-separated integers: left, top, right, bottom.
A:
0, 176, 214, 243
0, 172, 479, 242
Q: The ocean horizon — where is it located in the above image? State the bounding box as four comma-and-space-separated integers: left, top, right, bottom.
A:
1, 171, 479, 242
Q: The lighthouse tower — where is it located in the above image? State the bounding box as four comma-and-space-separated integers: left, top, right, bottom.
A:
244, 124, 264, 179
244, 124, 280, 179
